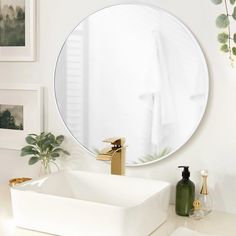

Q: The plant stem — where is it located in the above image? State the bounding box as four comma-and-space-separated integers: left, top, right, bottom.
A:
224, 0, 233, 62
51, 161, 60, 170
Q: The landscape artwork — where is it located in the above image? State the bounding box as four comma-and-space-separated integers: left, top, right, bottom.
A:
0, 0, 25, 46
0, 104, 23, 130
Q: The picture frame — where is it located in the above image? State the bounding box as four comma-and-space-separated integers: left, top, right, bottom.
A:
0, 0, 36, 61
0, 85, 43, 150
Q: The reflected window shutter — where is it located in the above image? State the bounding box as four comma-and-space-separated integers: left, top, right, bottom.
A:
65, 24, 88, 142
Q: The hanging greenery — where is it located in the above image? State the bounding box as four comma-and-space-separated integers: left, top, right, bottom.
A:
211, 0, 236, 64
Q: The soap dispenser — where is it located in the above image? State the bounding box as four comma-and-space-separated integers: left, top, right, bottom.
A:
176, 166, 195, 216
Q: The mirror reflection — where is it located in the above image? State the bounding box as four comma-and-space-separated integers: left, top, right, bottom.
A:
55, 4, 208, 165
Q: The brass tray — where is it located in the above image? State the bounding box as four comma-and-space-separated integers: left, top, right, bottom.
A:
9, 178, 32, 187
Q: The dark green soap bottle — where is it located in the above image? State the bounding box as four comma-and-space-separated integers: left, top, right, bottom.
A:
175, 166, 195, 216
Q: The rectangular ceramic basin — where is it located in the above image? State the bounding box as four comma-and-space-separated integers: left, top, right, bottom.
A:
11, 170, 170, 236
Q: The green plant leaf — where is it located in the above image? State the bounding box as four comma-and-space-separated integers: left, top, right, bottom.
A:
217, 32, 229, 43
52, 147, 64, 152
42, 140, 52, 150
51, 152, 60, 158
47, 133, 55, 143
56, 135, 64, 144
52, 147, 70, 155
25, 136, 37, 145
52, 147, 63, 152
36, 132, 44, 140
62, 150, 70, 155
52, 142, 60, 147
230, 0, 236, 4
211, 0, 222, 4
21, 146, 38, 156
216, 14, 230, 28
28, 156, 39, 165
233, 47, 236, 55
36, 134, 44, 148
221, 44, 229, 52
234, 33, 236, 43
233, 7, 236, 20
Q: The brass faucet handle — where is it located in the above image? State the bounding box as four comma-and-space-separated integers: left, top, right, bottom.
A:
96, 147, 113, 161
98, 146, 113, 155
96, 155, 111, 161
103, 137, 126, 146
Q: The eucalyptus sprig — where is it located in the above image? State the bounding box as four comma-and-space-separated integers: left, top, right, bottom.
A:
21, 132, 70, 167
211, 0, 236, 65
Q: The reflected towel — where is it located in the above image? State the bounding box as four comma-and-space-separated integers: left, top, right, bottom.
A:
170, 227, 220, 236
150, 29, 176, 149
139, 29, 177, 151
153, 29, 176, 126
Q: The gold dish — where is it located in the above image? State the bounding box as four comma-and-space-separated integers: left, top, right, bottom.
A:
9, 178, 32, 187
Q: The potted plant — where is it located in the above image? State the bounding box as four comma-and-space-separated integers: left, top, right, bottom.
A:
21, 132, 70, 175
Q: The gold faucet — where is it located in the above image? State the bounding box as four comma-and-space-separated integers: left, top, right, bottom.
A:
96, 137, 126, 175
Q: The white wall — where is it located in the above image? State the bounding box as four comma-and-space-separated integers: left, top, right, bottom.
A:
0, 0, 236, 214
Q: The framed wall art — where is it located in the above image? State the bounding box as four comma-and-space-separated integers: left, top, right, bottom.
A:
0, 85, 43, 149
0, 0, 36, 61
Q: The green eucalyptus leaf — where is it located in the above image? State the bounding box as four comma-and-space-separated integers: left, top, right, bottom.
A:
42, 140, 52, 150
37, 136, 44, 148
56, 135, 64, 144
231, 0, 236, 4
233, 7, 236, 20
221, 44, 229, 52
52, 147, 70, 155
51, 152, 60, 158
232, 47, 236, 55
47, 133, 55, 143
62, 150, 70, 155
25, 136, 37, 145
36, 132, 44, 140
216, 14, 230, 28
28, 156, 39, 165
218, 32, 228, 43
234, 33, 236, 43
21, 146, 38, 156
52, 147, 64, 152
211, 0, 222, 4
51, 142, 60, 147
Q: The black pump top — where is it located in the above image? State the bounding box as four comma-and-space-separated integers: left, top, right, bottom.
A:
178, 166, 190, 179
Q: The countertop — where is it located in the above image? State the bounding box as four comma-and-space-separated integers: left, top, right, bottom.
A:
1, 184, 236, 236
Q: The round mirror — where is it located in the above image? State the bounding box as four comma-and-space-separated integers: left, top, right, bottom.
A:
55, 4, 208, 166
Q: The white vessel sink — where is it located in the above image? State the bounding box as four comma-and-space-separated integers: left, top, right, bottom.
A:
11, 170, 170, 236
